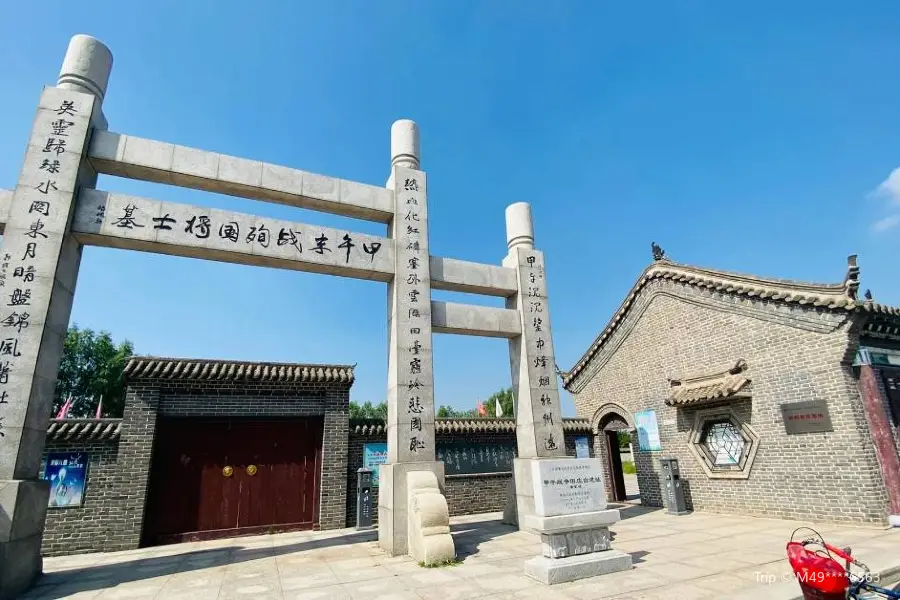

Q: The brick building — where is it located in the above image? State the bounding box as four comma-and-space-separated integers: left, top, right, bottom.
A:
562, 252, 900, 527
39, 355, 593, 556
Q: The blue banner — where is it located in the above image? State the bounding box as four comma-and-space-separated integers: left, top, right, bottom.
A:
575, 436, 590, 458
43, 452, 88, 508
363, 442, 388, 487
635, 409, 662, 452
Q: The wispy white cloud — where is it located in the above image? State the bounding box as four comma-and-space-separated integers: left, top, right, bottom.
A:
870, 168, 900, 233
872, 167, 900, 205
873, 215, 900, 233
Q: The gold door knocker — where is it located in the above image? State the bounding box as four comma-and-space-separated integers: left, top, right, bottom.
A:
222, 466, 233, 477
246, 465, 258, 476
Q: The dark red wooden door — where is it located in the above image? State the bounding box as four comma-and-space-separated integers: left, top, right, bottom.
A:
143, 417, 323, 545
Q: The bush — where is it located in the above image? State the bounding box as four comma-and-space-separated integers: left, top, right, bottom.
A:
622, 461, 636, 475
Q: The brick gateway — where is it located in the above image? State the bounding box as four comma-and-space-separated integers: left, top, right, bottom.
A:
38, 355, 593, 557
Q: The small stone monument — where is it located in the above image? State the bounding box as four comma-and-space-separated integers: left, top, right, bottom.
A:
521, 458, 633, 584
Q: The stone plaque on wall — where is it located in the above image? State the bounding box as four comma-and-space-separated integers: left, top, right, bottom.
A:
531, 457, 607, 517
781, 399, 834, 435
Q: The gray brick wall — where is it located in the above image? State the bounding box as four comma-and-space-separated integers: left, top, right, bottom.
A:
40, 438, 121, 556
345, 424, 593, 527
570, 279, 891, 525
40, 376, 351, 556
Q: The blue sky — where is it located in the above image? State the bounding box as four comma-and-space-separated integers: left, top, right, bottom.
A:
2, 2, 899, 416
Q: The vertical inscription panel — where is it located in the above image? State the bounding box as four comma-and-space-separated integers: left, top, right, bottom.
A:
0, 87, 97, 481
515, 247, 565, 458
387, 166, 436, 463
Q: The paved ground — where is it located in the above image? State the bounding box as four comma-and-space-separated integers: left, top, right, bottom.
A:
24, 506, 900, 599
623, 474, 640, 503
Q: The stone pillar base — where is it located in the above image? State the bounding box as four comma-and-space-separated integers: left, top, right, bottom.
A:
523, 510, 633, 585
509, 458, 538, 532
502, 477, 518, 526
406, 470, 455, 564
377, 461, 448, 557
0, 479, 50, 599
524, 550, 633, 585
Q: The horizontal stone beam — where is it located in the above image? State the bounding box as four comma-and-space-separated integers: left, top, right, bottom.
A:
429, 256, 517, 298
430, 300, 521, 338
0, 187, 521, 297
87, 131, 395, 223
72, 189, 396, 281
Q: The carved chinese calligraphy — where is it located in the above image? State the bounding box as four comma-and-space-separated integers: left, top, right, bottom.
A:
73, 190, 395, 281
386, 166, 436, 463
505, 246, 566, 459
0, 87, 96, 481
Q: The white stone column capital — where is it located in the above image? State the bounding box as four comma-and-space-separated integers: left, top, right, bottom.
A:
57, 35, 113, 103
506, 202, 534, 251
391, 119, 420, 170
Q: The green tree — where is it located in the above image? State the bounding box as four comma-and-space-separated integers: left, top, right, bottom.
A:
617, 431, 632, 448
349, 401, 387, 420
436, 405, 478, 418
54, 325, 134, 418
486, 387, 515, 418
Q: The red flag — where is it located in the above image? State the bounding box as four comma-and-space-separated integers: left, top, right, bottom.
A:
476, 400, 487, 417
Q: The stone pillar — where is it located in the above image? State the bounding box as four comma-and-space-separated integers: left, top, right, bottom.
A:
379, 120, 453, 560
857, 364, 900, 527
502, 203, 632, 584
502, 202, 566, 527
0, 34, 112, 598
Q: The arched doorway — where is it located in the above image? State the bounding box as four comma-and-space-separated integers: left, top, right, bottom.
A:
591, 403, 636, 503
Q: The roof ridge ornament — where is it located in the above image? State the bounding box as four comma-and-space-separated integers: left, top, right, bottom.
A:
651, 242, 666, 262
844, 254, 860, 300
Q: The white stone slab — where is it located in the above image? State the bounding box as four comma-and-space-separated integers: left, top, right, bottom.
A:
430, 301, 520, 338
72, 190, 395, 282
523, 509, 620, 534
524, 550, 633, 585
531, 458, 608, 517
429, 256, 518, 297
88, 132, 395, 222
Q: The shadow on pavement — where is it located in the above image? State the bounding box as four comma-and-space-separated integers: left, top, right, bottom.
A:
31, 519, 518, 598
451, 518, 520, 560
29, 528, 379, 599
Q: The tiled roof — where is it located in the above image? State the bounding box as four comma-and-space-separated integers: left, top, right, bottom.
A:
666, 360, 751, 407
562, 255, 898, 391
351, 418, 592, 435
46, 418, 122, 442
124, 356, 355, 384
859, 300, 900, 318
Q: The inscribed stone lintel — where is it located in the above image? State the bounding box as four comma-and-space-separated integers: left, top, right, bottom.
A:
71, 190, 396, 279
0, 87, 96, 482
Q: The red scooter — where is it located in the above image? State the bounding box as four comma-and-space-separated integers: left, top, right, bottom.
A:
786, 527, 900, 599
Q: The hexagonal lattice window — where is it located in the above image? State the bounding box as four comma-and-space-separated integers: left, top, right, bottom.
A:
687, 408, 760, 479
701, 421, 746, 467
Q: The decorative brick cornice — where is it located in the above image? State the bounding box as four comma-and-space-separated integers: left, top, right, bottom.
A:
563, 256, 899, 391
666, 359, 751, 407
351, 417, 592, 436
124, 356, 355, 384
46, 418, 122, 442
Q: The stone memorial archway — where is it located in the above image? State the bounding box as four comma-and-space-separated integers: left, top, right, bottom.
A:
0, 35, 629, 597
